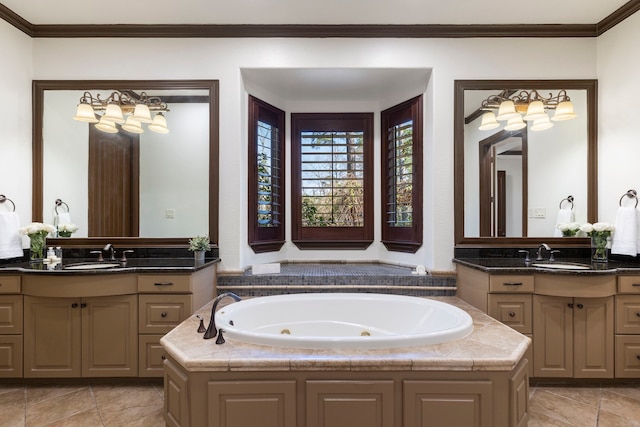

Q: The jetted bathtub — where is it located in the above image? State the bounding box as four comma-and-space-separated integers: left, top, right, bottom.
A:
215, 293, 473, 349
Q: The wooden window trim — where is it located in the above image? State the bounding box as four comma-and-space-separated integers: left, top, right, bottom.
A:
248, 95, 285, 253
291, 113, 374, 249
381, 96, 423, 253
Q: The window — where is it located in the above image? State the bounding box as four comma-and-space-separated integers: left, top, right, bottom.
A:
381, 96, 423, 252
248, 96, 285, 253
291, 113, 374, 249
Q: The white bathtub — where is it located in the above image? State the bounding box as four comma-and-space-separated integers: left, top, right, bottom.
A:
215, 293, 474, 349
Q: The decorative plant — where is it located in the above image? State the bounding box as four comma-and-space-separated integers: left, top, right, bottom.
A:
580, 222, 615, 261
188, 235, 211, 252
57, 223, 78, 237
557, 222, 581, 237
19, 222, 55, 260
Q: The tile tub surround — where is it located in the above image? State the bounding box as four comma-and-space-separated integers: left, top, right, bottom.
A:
160, 296, 528, 372
217, 262, 457, 297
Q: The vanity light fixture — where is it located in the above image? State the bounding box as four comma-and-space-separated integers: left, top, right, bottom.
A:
478, 89, 576, 132
72, 90, 170, 134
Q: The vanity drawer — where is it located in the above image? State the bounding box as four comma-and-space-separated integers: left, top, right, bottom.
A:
488, 294, 532, 334
618, 276, 640, 294
138, 275, 191, 293
615, 295, 640, 334
139, 294, 192, 333
0, 295, 23, 334
0, 276, 20, 294
615, 335, 640, 378
489, 275, 534, 293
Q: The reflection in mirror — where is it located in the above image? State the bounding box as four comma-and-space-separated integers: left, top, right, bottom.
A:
454, 80, 597, 246
33, 80, 219, 246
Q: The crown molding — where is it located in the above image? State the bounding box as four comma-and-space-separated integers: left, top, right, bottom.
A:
597, 0, 640, 35
0, 1, 637, 38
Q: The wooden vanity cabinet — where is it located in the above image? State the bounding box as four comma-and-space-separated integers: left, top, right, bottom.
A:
615, 276, 640, 377
24, 294, 138, 378
138, 267, 216, 377
457, 266, 534, 378
532, 295, 614, 378
0, 275, 22, 378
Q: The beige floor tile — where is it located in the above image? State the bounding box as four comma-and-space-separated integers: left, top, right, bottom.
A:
597, 410, 640, 427
600, 390, 640, 423
26, 384, 89, 405
26, 388, 96, 427
43, 408, 104, 427
529, 389, 598, 427
537, 385, 601, 408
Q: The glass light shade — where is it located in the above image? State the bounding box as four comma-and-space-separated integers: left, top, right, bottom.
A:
122, 116, 144, 134
479, 112, 500, 130
551, 101, 577, 121
531, 115, 554, 131
495, 100, 519, 121
95, 117, 118, 133
131, 104, 152, 123
523, 100, 547, 121
148, 113, 170, 134
102, 104, 125, 124
504, 115, 526, 131
73, 103, 98, 123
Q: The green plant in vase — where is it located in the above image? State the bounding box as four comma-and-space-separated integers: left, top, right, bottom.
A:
557, 222, 581, 237
189, 235, 211, 263
57, 223, 78, 237
19, 222, 55, 260
580, 222, 615, 262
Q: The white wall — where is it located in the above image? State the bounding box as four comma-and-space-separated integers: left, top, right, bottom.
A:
597, 12, 640, 224
0, 20, 33, 248
0, 29, 602, 272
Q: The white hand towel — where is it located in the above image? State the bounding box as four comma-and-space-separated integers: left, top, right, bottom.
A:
553, 208, 574, 237
0, 212, 24, 259
56, 212, 72, 225
611, 206, 638, 256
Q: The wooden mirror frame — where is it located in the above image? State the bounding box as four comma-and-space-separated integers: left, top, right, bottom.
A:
32, 79, 219, 248
454, 79, 597, 247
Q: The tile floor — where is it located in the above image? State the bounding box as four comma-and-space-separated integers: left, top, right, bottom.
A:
1, 381, 639, 426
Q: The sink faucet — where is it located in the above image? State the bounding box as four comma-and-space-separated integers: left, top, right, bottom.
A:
536, 243, 551, 261
103, 243, 116, 261
203, 292, 242, 343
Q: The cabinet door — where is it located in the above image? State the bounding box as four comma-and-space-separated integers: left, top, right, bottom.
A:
615, 335, 640, 378
403, 380, 493, 427
209, 380, 297, 427
82, 294, 138, 377
573, 297, 614, 378
24, 296, 82, 378
307, 380, 394, 427
533, 295, 573, 378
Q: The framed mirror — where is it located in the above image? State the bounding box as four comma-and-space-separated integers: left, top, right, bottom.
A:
32, 80, 219, 247
454, 79, 597, 246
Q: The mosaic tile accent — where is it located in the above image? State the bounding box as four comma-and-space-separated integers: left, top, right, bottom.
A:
218, 263, 457, 297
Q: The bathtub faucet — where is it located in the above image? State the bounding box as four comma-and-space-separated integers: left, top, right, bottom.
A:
203, 292, 242, 342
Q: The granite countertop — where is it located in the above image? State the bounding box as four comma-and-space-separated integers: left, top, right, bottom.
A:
160, 296, 530, 373
453, 257, 640, 275
0, 257, 220, 274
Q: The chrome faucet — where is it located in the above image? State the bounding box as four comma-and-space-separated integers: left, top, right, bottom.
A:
536, 243, 551, 261
203, 292, 242, 343
103, 243, 116, 261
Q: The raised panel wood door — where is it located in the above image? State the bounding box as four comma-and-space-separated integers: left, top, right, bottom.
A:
88, 127, 140, 237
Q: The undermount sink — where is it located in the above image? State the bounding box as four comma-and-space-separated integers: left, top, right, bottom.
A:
531, 263, 591, 270
64, 263, 121, 270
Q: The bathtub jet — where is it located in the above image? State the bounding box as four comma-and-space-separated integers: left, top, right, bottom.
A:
213, 293, 473, 350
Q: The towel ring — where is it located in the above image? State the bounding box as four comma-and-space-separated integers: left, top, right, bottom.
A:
559, 195, 574, 210
619, 189, 638, 208
0, 194, 16, 212
55, 199, 70, 214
